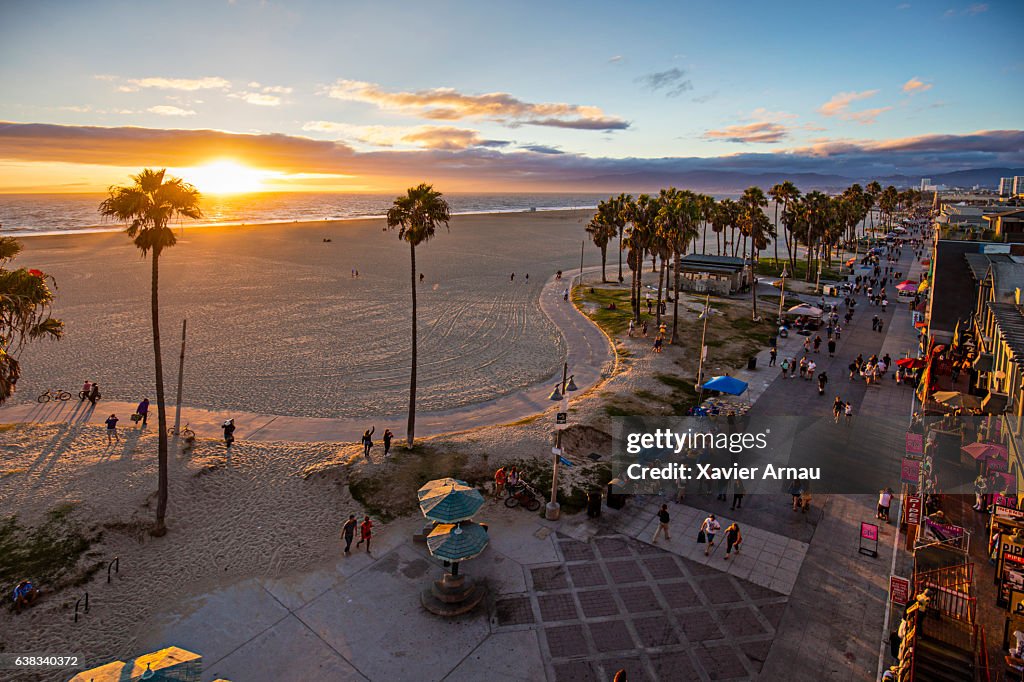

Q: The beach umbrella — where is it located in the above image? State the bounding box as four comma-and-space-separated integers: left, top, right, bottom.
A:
896, 281, 918, 293
896, 357, 926, 369
417, 478, 485, 523
961, 442, 1001, 461
917, 280, 930, 293
426, 521, 489, 562
845, 257, 857, 267
785, 304, 823, 318
701, 375, 748, 396
932, 391, 982, 411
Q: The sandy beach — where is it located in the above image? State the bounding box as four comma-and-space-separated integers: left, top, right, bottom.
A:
16, 209, 600, 420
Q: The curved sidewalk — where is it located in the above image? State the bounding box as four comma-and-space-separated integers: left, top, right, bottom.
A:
0, 268, 616, 443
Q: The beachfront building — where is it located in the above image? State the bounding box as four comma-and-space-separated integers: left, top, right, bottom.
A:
983, 208, 1024, 242
934, 204, 1019, 240
675, 254, 748, 295
1001, 177, 1016, 198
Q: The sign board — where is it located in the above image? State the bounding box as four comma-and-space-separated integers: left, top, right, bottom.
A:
551, 447, 562, 456
555, 412, 568, 430
859, 522, 879, 557
989, 456, 1009, 473
1001, 552, 1024, 606
996, 494, 1018, 509
995, 505, 1024, 524
890, 575, 911, 605
906, 496, 922, 526
1011, 589, 1024, 617
905, 432, 924, 456
900, 457, 921, 485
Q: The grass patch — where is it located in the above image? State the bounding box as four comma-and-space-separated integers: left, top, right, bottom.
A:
574, 287, 634, 336
755, 258, 843, 282
512, 459, 612, 515
0, 503, 103, 598
603, 404, 632, 417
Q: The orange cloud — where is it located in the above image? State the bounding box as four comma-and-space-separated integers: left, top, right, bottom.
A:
817, 90, 890, 124
123, 76, 231, 92
302, 122, 508, 150
323, 80, 629, 131
902, 77, 933, 94
704, 121, 790, 144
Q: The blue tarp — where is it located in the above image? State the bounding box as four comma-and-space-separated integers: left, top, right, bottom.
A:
701, 375, 748, 395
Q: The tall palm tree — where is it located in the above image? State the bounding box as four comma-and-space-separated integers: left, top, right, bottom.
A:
0, 237, 64, 402
586, 200, 618, 282
656, 191, 701, 343
738, 186, 771, 320
865, 181, 882, 234
99, 168, 201, 536
696, 194, 714, 255
386, 183, 451, 448
622, 194, 658, 322
611, 193, 631, 284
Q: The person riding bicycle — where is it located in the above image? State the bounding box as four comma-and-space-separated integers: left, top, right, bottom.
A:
81, 380, 92, 401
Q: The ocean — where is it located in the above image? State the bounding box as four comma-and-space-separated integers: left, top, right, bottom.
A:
0, 192, 615, 235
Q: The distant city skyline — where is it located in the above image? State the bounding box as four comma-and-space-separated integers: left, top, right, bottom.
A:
1, 0, 1022, 192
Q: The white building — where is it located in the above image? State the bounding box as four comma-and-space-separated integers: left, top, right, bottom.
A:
1000, 177, 1015, 197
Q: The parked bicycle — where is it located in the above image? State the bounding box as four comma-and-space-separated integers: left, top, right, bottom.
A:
37, 388, 72, 403
167, 423, 196, 439
504, 482, 542, 512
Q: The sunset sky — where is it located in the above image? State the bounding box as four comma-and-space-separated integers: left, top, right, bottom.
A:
1, 0, 1022, 193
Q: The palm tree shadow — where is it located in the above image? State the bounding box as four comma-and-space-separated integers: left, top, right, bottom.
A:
119, 428, 143, 461
30, 423, 86, 487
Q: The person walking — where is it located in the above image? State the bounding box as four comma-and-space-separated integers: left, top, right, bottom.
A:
382, 428, 393, 457
88, 382, 101, 405
628, 319, 635, 337
342, 514, 357, 554
813, 335, 822, 353
81, 380, 92, 402
105, 413, 119, 444
817, 371, 828, 396
789, 358, 798, 379
222, 418, 236, 449
652, 504, 671, 543
845, 401, 853, 425
356, 515, 373, 552
780, 357, 790, 379
769, 347, 777, 367
877, 318, 884, 334
827, 339, 836, 358
832, 396, 844, 423
731, 480, 745, 510
723, 523, 742, 560
361, 427, 375, 458
494, 467, 507, 499
700, 514, 720, 555
135, 397, 150, 428
506, 466, 519, 494
877, 488, 893, 521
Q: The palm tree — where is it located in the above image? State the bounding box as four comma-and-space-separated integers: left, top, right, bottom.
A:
611, 193, 631, 284
586, 200, 618, 282
656, 191, 700, 343
865, 181, 882, 234
622, 195, 658, 322
99, 168, 201, 536
0, 238, 64, 402
738, 186, 771, 320
386, 183, 451, 448
696, 194, 715, 255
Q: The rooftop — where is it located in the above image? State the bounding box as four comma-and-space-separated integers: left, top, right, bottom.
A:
987, 302, 1024, 366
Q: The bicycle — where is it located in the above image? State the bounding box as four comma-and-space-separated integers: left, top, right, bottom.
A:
505, 482, 542, 512
168, 423, 196, 439
38, 388, 72, 403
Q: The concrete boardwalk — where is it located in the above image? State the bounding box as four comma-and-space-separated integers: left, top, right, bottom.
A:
0, 268, 615, 442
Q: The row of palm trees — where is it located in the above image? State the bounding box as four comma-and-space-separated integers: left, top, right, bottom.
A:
587, 182, 926, 324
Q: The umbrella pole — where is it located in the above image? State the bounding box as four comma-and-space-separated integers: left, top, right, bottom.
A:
697, 294, 710, 402
452, 561, 460, 577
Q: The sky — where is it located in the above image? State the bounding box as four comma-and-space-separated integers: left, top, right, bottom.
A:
0, 0, 1022, 193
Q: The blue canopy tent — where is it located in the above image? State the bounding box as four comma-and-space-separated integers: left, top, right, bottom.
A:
700, 375, 748, 396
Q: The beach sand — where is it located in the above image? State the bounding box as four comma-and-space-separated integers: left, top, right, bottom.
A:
17, 210, 598, 420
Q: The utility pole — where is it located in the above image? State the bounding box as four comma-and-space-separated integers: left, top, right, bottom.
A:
696, 295, 711, 401
546, 362, 571, 521
173, 319, 187, 437
579, 240, 584, 282
777, 265, 789, 323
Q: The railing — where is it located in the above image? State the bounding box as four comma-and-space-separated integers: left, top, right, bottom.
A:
74, 592, 89, 622
978, 624, 991, 682
107, 556, 119, 584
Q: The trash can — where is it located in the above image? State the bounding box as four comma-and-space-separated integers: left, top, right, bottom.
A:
607, 483, 626, 510
587, 491, 602, 518
747, 356, 757, 370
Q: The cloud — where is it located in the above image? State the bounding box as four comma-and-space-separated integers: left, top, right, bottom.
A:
323, 80, 628, 131
902, 77, 933, 94
230, 92, 282, 106
966, 3, 988, 13
147, 105, 196, 117
1, 122, 1020, 190
635, 68, 693, 97
518, 144, 564, 155
691, 91, 719, 104
704, 121, 790, 144
302, 122, 508, 150
608, 55, 623, 63
127, 76, 231, 91
818, 90, 890, 124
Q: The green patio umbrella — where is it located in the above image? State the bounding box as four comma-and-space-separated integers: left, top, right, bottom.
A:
417, 477, 485, 523
426, 521, 490, 563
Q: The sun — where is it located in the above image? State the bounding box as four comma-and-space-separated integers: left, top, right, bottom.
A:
180, 160, 277, 194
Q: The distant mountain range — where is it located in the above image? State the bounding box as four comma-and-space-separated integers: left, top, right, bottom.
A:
568, 167, 1024, 195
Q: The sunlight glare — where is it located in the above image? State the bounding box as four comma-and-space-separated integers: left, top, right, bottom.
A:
179, 160, 279, 194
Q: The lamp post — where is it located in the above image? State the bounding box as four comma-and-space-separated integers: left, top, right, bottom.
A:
696, 295, 712, 402
777, 265, 789, 324
546, 362, 577, 520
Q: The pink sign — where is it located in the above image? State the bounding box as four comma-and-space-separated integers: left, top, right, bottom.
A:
861, 522, 879, 541
996, 494, 1018, 509
905, 432, 924, 455
901, 457, 921, 484
890, 576, 911, 605
994, 471, 1018, 494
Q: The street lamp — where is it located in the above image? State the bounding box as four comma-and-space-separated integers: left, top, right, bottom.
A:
546, 362, 577, 520
777, 264, 789, 323
696, 295, 713, 402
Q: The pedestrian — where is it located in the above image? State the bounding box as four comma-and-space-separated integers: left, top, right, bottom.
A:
803, 337, 811, 353
653, 335, 663, 353
222, 418, 236, 449
494, 467, 506, 498
105, 413, 119, 444
845, 402, 853, 425
827, 339, 836, 357
652, 504, 671, 543
511, 272, 515, 282
769, 347, 777, 367
832, 396, 844, 423
342, 514, 357, 554
628, 319, 635, 337
973, 475, 988, 511
789, 481, 803, 511
731, 480, 745, 510
871, 315, 879, 331
817, 371, 828, 396
135, 397, 150, 428
877, 488, 893, 521
361, 426, 375, 458
641, 320, 648, 337
700, 514, 720, 555
723, 523, 742, 560
356, 515, 373, 552
563, 288, 569, 301
789, 358, 798, 379
807, 360, 817, 381
89, 382, 101, 405
382, 428, 393, 457
813, 335, 822, 353
800, 486, 812, 513
780, 358, 790, 379
835, 325, 841, 340
877, 318, 884, 334
81, 379, 92, 401
506, 466, 519, 494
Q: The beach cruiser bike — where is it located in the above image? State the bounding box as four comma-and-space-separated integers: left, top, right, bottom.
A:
37, 388, 72, 403
505, 482, 542, 512
167, 423, 196, 439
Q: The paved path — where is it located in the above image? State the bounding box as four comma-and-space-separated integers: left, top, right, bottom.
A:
0, 268, 615, 443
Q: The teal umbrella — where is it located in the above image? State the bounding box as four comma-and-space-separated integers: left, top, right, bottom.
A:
426, 521, 489, 562
417, 478, 485, 523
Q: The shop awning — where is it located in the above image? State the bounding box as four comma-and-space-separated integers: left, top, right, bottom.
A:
982, 392, 1008, 414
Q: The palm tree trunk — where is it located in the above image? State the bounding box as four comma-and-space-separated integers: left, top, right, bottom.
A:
600, 244, 607, 282
750, 241, 758, 320
407, 242, 418, 447
617, 229, 623, 283
773, 203, 780, 265
701, 221, 708, 254
671, 250, 681, 344
152, 251, 168, 536
635, 250, 644, 322
655, 257, 665, 327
